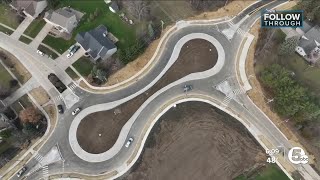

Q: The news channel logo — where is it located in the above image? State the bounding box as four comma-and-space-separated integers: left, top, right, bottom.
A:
265, 146, 309, 165
261, 9, 303, 28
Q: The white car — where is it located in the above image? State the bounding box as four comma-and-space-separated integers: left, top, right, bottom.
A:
125, 137, 134, 148
36, 50, 44, 56
66, 52, 74, 58
72, 107, 81, 116
16, 167, 27, 177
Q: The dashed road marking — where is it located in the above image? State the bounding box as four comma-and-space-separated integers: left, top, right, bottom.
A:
34, 153, 43, 162
52, 95, 62, 102
233, 88, 246, 95
42, 165, 49, 178
68, 83, 77, 91
222, 95, 233, 107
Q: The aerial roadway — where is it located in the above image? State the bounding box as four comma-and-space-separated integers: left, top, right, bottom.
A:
0, 0, 319, 180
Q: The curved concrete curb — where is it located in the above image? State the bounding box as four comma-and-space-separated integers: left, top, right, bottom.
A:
77, 18, 229, 93
112, 96, 293, 180
239, 34, 254, 91
69, 33, 225, 162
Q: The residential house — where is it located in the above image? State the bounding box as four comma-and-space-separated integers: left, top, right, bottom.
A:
295, 24, 320, 64
75, 25, 117, 62
10, 0, 47, 19
44, 7, 83, 38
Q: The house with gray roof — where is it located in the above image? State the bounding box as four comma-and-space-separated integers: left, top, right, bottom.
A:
295, 25, 320, 64
44, 7, 83, 37
75, 25, 117, 62
10, 0, 47, 19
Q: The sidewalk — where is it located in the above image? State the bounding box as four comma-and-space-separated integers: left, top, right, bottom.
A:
2, 77, 39, 106
10, 16, 33, 40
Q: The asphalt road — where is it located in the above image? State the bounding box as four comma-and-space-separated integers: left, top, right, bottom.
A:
4, 1, 319, 179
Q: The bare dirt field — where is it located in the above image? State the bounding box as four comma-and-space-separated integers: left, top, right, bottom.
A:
77, 39, 218, 154
121, 101, 266, 180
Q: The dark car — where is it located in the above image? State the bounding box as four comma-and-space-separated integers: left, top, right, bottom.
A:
57, 105, 64, 114
71, 45, 80, 54
183, 84, 193, 92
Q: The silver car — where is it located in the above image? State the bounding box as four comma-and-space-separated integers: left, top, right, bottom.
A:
125, 137, 134, 148
183, 84, 193, 92
72, 107, 81, 116
16, 166, 27, 177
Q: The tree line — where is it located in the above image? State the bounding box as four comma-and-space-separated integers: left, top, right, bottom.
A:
260, 64, 320, 123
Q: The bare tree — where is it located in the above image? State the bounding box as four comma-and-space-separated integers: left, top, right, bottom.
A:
125, 1, 150, 21
19, 107, 43, 124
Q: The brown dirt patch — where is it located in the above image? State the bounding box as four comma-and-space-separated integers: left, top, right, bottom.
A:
29, 87, 50, 106
122, 102, 265, 180
77, 39, 218, 154
188, 0, 254, 21
0, 48, 31, 84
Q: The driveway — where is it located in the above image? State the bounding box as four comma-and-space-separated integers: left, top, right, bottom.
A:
29, 23, 53, 49
10, 16, 33, 40
55, 47, 86, 70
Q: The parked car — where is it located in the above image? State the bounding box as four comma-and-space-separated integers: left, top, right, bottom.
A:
66, 52, 74, 58
125, 137, 134, 148
57, 105, 64, 114
67, 44, 76, 52
36, 50, 44, 56
16, 166, 27, 177
183, 84, 193, 92
71, 45, 80, 54
72, 107, 81, 116
66, 45, 80, 58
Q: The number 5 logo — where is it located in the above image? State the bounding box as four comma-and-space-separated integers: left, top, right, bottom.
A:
288, 147, 308, 164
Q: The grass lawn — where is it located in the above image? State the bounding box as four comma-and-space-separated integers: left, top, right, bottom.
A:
235, 164, 289, 180
66, 67, 80, 80
10, 94, 33, 114
42, 0, 137, 54
72, 57, 94, 77
0, 63, 17, 90
254, 164, 289, 180
43, 35, 75, 54
0, 3, 20, 29
0, 141, 12, 155
23, 19, 46, 38
18, 35, 32, 44
0, 24, 14, 35
37, 45, 59, 59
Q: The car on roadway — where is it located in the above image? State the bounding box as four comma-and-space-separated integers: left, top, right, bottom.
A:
125, 137, 134, 148
36, 50, 44, 56
57, 105, 64, 114
183, 84, 193, 92
16, 166, 27, 177
72, 107, 81, 116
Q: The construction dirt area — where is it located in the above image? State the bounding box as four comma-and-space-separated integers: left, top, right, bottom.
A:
121, 102, 266, 180
77, 39, 218, 154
